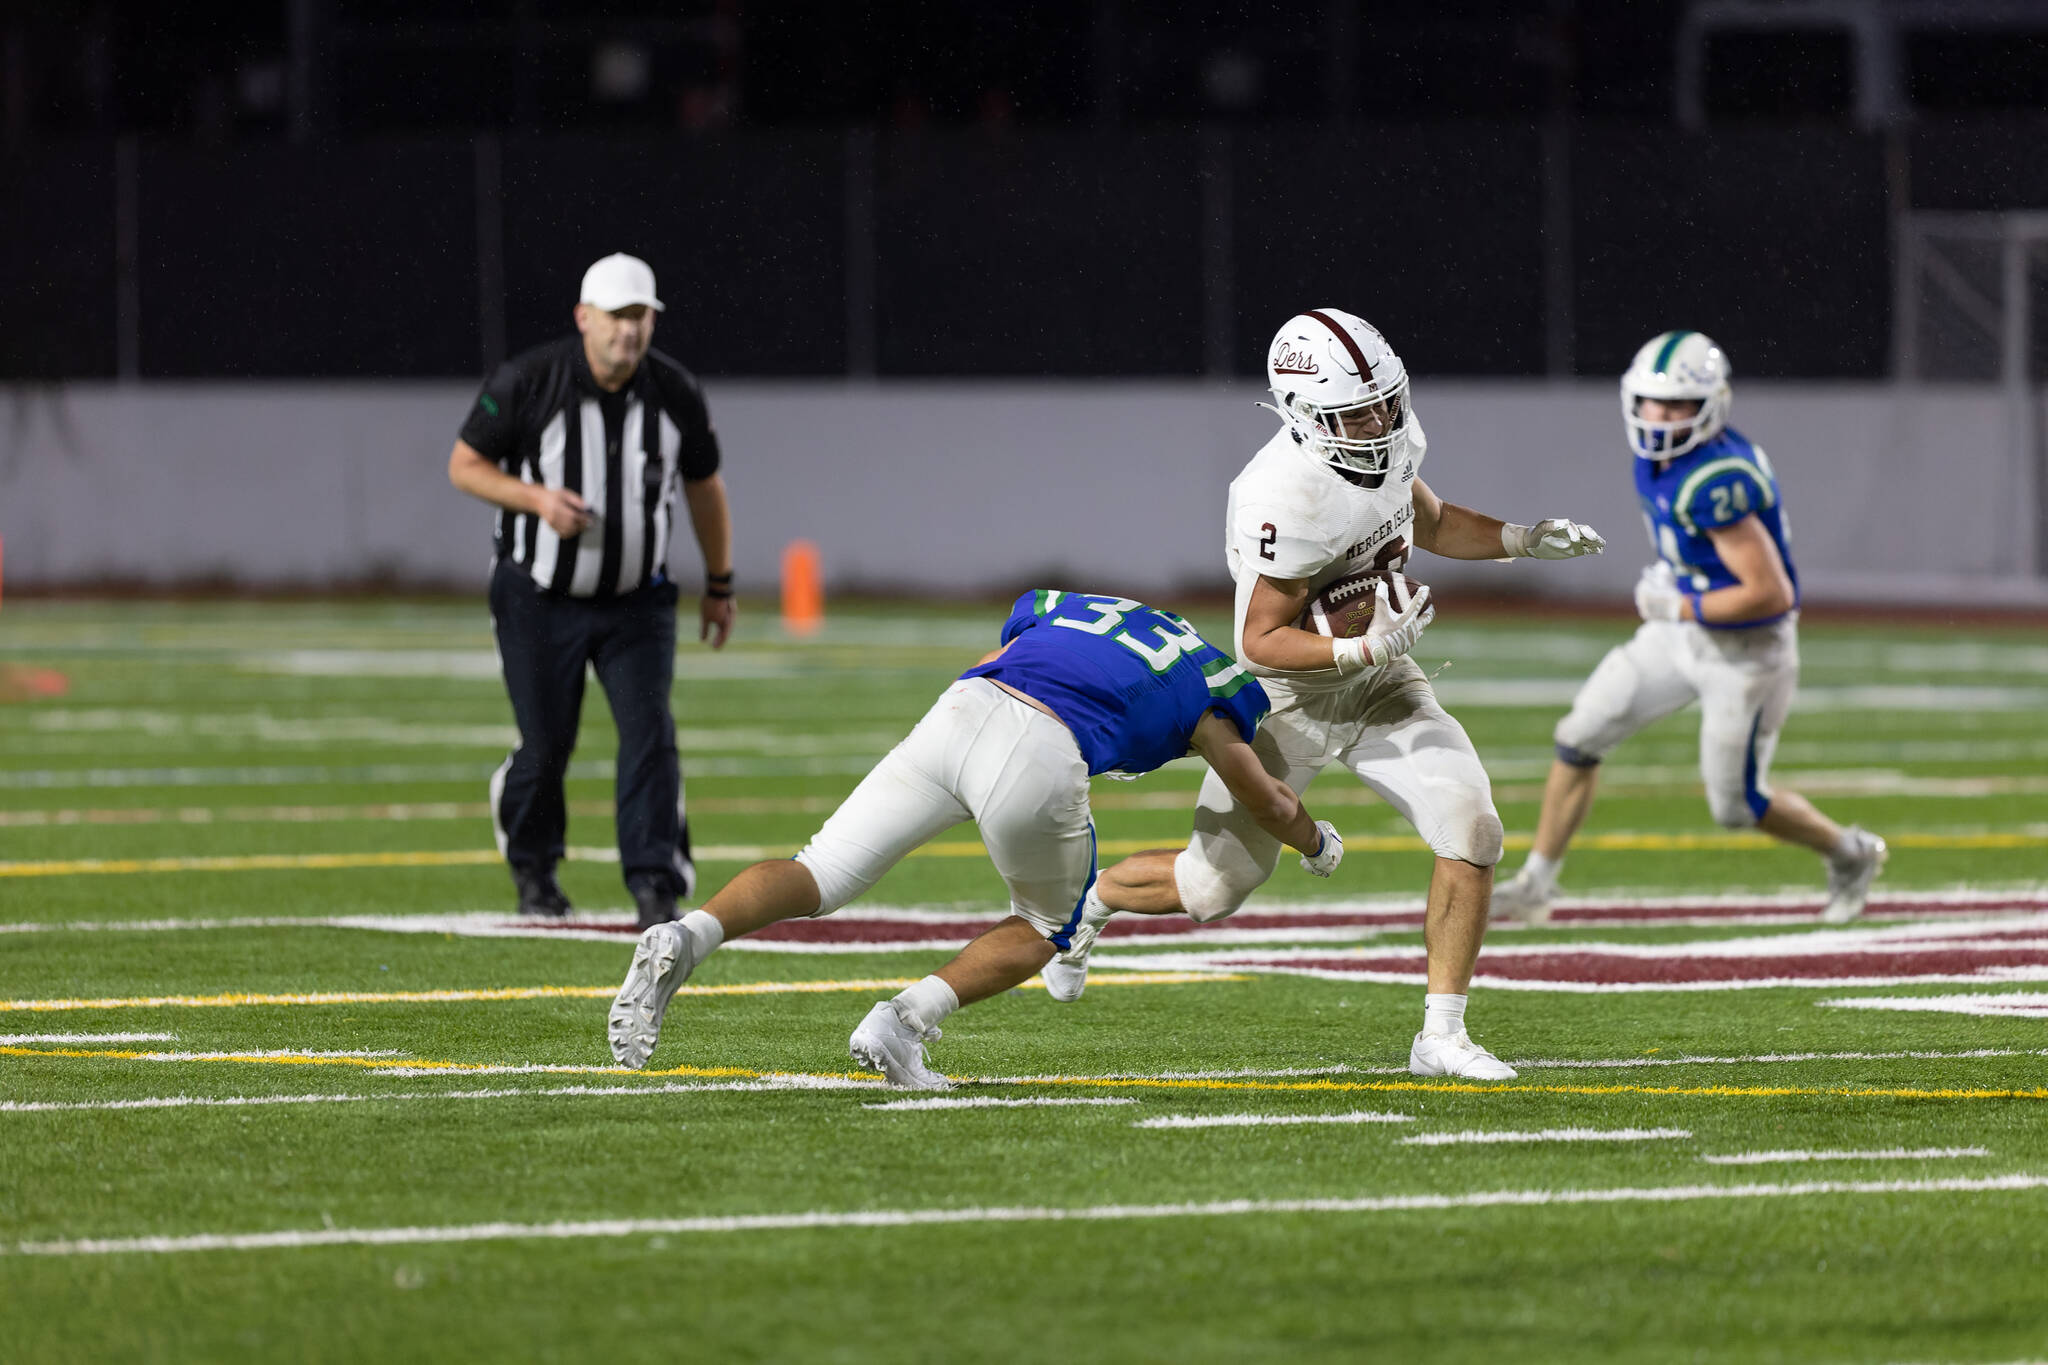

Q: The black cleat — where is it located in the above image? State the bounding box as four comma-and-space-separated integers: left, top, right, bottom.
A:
631, 885, 679, 932
512, 867, 572, 919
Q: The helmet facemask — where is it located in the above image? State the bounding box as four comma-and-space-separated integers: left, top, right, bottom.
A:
1622, 386, 1729, 459
1277, 374, 1412, 476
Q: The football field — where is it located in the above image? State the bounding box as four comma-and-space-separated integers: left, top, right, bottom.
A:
3, 597, 2047, 1363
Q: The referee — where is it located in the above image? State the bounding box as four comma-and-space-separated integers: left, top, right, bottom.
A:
448, 252, 735, 930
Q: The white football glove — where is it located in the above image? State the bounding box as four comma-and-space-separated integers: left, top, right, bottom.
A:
1501, 519, 1607, 559
1333, 578, 1435, 674
1634, 561, 1685, 622
1299, 820, 1343, 877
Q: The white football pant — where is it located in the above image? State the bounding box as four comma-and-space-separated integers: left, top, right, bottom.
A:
1174, 656, 1503, 924
794, 678, 1097, 947
1552, 617, 1799, 828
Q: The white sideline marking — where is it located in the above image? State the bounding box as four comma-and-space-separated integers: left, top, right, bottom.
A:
0, 1032, 176, 1045
15, 1175, 2048, 1257
864, 1097, 1140, 1111
1135, 1111, 1413, 1129
1819, 992, 2048, 1018
0, 1079, 881, 1114
6, 889, 2045, 948
1401, 1127, 1693, 1147
1700, 1148, 1990, 1166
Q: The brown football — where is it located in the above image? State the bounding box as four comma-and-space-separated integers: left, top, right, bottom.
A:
1297, 570, 1427, 639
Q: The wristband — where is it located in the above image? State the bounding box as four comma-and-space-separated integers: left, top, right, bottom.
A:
706, 570, 734, 600
1499, 523, 1532, 558
1683, 590, 1703, 623
1331, 635, 1371, 676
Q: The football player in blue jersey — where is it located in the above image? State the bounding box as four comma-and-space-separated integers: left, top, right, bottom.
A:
606, 589, 1343, 1087
1492, 331, 1888, 925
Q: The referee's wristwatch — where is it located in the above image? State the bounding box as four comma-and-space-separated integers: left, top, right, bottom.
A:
705, 570, 735, 600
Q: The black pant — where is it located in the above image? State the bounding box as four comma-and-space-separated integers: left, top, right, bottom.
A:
488, 559, 694, 897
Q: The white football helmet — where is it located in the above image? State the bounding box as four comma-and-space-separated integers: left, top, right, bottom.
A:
1621, 330, 1731, 459
1262, 308, 1414, 476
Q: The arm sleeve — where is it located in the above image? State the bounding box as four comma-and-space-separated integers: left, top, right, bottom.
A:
457, 361, 525, 466
1205, 663, 1271, 743
997, 590, 1051, 645
659, 365, 721, 481
1231, 505, 1334, 581
1685, 466, 1770, 531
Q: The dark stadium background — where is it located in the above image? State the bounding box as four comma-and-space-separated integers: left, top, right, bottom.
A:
4, 0, 2045, 384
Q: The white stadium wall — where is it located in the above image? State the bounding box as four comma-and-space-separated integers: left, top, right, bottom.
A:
2, 380, 2041, 605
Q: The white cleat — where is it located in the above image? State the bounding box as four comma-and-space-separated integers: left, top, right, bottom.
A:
607, 922, 704, 1069
849, 1002, 952, 1091
1820, 827, 1889, 925
1042, 889, 1112, 1003
1490, 869, 1555, 927
1409, 1029, 1518, 1080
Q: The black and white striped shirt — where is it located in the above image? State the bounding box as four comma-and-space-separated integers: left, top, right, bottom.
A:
459, 338, 720, 597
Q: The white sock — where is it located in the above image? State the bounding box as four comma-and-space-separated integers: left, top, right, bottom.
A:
892, 975, 960, 1034
1082, 881, 1111, 925
1828, 827, 1862, 863
680, 909, 724, 961
1423, 993, 1467, 1037
1522, 851, 1562, 892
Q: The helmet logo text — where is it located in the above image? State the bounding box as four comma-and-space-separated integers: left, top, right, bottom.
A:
1271, 342, 1319, 377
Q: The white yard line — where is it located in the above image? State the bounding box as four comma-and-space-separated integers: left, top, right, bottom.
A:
0, 1079, 880, 1115
1400, 1128, 1693, 1147
863, 1097, 1139, 1111
15, 1175, 2048, 1257
1818, 993, 2048, 1018
4, 889, 2044, 946
1135, 1111, 1413, 1129
1700, 1148, 1990, 1166
0, 1032, 176, 1045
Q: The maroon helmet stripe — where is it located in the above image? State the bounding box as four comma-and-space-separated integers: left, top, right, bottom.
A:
1304, 310, 1374, 381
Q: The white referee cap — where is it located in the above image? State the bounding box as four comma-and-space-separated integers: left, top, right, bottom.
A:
579, 253, 665, 312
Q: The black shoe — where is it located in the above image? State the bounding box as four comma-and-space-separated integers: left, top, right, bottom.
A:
513, 867, 572, 919
629, 878, 679, 932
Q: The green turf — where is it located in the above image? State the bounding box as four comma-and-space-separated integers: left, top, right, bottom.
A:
2, 598, 2046, 1363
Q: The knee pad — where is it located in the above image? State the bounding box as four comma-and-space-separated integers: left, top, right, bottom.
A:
1173, 848, 1256, 924
1550, 716, 1608, 767
1705, 784, 1763, 830
1438, 802, 1505, 868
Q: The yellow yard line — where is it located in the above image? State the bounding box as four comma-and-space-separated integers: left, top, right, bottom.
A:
6, 1045, 2043, 1102
0, 971, 1241, 1014
5, 828, 2045, 878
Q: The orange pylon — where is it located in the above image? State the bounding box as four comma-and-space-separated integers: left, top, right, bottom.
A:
781, 539, 823, 636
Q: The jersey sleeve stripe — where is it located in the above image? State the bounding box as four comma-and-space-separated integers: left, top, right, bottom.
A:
1201, 658, 1257, 699
1673, 456, 1774, 533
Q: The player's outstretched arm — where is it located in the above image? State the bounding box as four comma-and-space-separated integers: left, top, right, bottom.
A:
1189, 713, 1321, 857
1411, 477, 1604, 561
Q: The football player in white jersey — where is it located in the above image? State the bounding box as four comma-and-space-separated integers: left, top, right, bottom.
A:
1491, 331, 1887, 926
1044, 308, 1607, 1080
